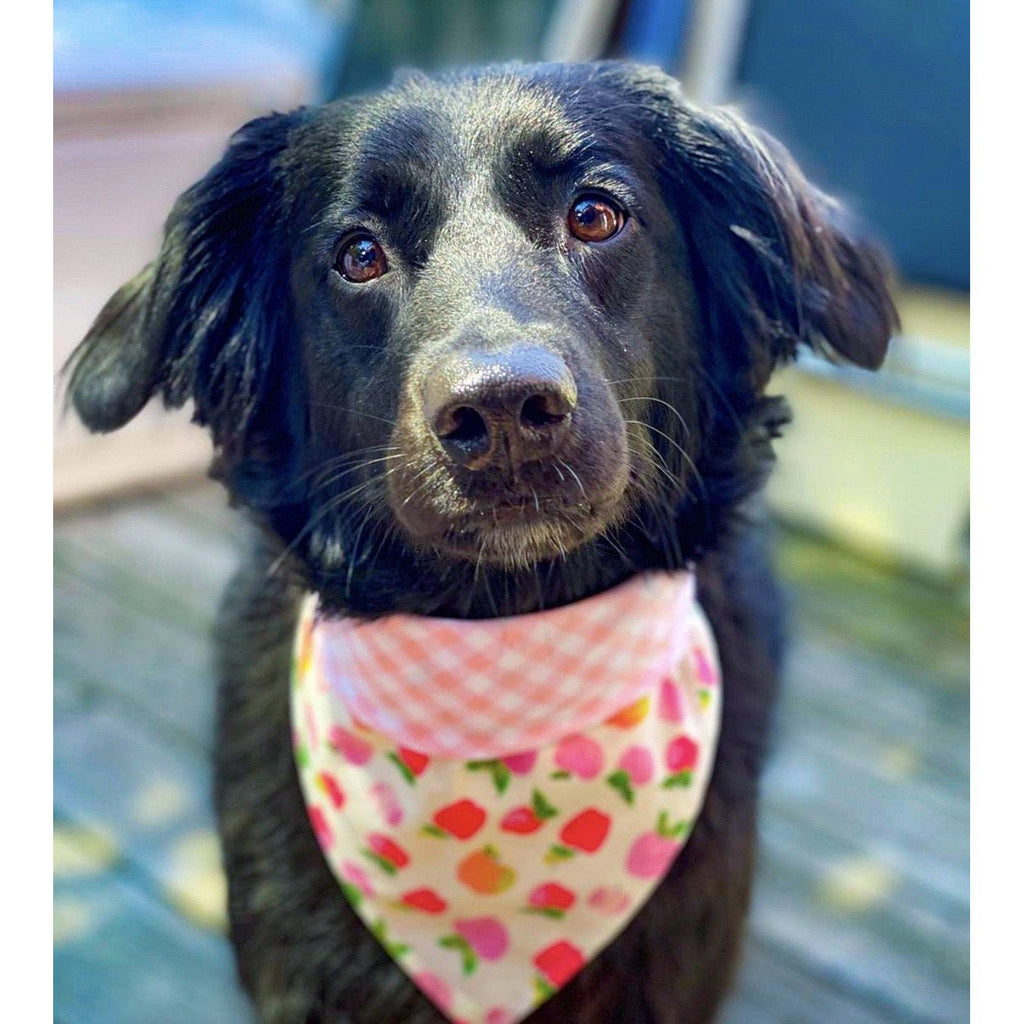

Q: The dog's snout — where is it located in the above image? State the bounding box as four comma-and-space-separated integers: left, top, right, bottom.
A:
424, 347, 577, 471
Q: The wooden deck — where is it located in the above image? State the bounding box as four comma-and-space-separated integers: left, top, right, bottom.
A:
53, 481, 969, 1024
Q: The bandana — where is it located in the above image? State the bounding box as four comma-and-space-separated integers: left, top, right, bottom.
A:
291, 571, 721, 1024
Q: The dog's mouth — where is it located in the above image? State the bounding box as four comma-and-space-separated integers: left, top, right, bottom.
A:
386, 454, 632, 568
435, 498, 613, 567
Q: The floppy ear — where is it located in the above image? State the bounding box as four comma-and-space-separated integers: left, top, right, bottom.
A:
623, 70, 899, 379
65, 109, 306, 470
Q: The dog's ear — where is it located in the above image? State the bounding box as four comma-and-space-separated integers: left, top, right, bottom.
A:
65, 109, 305, 462
621, 70, 899, 379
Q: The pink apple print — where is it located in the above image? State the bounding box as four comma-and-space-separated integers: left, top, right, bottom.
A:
626, 832, 679, 878
658, 678, 684, 723
455, 916, 510, 961
588, 885, 631, 915
502, 750, 538, 774
554, 734, 604, 779
666, 736, 699, 772
693, 646, 717, 685
618, 745, 654, 785
340, 861, 375, 898
328, 725, 373, 765
307, 805, 333, 848
485, 1009, 514, 1024
627, 813, 687, 878
370, 781, 403, 826
414, 971, 452, 1012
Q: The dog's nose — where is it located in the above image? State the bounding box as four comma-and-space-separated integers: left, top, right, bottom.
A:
423, 347, 577, 471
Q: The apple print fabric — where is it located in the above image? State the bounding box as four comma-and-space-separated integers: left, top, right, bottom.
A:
292, 572, 721, 1024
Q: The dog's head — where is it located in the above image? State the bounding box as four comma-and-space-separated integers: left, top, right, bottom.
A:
66, 62, 897, 617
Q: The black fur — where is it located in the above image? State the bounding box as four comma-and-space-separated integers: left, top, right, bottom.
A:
66, 62, 898, 1023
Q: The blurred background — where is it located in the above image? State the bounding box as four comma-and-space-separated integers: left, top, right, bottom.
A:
54, 2, 968, 1022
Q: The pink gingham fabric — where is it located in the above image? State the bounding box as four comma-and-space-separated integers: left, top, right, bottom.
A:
291, 571, 722, 1023
308, 572, 698, 759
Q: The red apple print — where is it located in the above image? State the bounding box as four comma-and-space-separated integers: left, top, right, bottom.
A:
401, 747, 429, 773
433, 799, 486, 839
554, 734, 604, 779
364, 833, 410, 873
666, 736, 699, 772
501, 807, 543, 834
658, 678, 684, 723
328, 725, 373, 765
400, 888, 447, 914
387, 746, 430, 784
502, 790, 557, 834
533, 940, 586, 988
308, 804, 333, 849
528, 883, 576, 917
618, 745, 654, 785
559, 808, 611, 853
485, 1010, 513, 1024
392, 746, 429, 781
587, 886, 631, 915
316, 771, 345, 809
454, 916, 509, 960
502, 750, 538, 774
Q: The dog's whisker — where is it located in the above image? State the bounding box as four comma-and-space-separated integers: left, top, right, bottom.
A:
311, 452, 405, 494
298, 444, 400, 484
618, 395, 692, 442
557, 458, 587, 500
307, 403, 398, 429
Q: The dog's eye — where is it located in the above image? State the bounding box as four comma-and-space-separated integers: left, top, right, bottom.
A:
335, 234, 388, 283
567, 195, 626, 243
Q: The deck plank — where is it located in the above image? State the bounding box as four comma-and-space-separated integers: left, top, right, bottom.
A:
54, 860, 256, 1024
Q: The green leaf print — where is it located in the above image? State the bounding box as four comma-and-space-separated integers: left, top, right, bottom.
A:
467, 759, 512, 794
606, 770, 635, 804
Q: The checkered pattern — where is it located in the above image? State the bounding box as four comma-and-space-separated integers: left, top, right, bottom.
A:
311, 572, 696, 758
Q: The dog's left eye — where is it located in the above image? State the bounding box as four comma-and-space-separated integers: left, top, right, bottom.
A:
568, 195, 626, 243
335, 234, 389, 283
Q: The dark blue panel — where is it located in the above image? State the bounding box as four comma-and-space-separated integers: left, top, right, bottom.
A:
622, 0, 691, 70
735, 0, 968, 289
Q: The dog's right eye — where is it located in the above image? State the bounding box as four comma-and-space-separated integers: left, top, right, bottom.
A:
335, 234, 389, 283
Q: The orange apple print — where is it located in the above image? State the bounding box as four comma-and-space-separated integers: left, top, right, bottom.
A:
457, 846, 516, 894
605, 694, 650, 728
296, 616, 315, 679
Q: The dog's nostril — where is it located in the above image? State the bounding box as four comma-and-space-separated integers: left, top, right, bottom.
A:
520, 393, 571, 430
441, 406, 488, 444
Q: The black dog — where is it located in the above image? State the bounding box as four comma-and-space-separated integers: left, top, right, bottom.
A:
67, 62, 897, 1023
